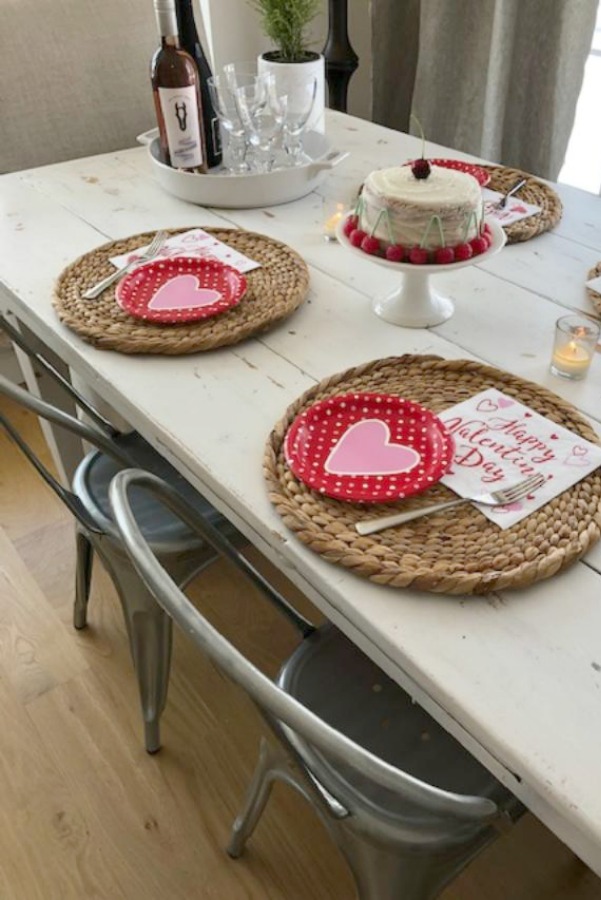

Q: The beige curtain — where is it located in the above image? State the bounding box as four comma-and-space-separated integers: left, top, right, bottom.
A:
371, 0, 597, 180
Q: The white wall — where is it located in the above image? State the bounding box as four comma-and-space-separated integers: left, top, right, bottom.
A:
199, 0, 372, 120
200, 0, 271, 71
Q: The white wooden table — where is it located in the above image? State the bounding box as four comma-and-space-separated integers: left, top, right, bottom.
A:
2, 110, 601, 876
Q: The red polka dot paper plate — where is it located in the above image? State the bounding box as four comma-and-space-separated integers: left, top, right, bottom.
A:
284, 392, 454, 503
406, 158, 490, 187
115, 257, 247, 324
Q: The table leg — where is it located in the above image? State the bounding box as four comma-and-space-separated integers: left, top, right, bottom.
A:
5, 313, 83, 485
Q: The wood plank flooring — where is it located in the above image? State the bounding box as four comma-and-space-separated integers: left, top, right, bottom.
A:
1, 393, 601, 899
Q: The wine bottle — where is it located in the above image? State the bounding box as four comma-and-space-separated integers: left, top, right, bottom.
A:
151, 0, 207, 173
174, 0, 222, 169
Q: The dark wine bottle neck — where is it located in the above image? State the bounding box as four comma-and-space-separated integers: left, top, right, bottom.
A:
175, 0, 201, 48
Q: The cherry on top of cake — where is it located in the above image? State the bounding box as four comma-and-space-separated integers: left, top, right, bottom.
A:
411, 158, 431, 180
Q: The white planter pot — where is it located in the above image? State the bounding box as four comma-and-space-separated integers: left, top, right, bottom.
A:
257, 52, 326, 134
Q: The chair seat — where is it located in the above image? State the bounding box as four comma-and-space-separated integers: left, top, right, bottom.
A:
73, 431, 245, 551
278, 625, 514, 823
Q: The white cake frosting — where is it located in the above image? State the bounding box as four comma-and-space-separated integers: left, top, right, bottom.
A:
359, 164, 483, 250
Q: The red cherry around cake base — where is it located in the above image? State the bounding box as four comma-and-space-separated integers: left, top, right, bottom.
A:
385, 244, 406, 262
342, 216, 493, 266
349, 229, 367, 247
435, 247, 455, 264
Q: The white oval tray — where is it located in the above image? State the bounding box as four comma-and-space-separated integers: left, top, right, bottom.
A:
137, 129, 348, 209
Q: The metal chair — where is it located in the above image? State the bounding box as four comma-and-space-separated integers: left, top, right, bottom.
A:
0, 316, 249, 753
110, 468, 525, 900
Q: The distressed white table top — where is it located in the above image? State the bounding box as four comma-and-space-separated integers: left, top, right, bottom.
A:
2, 110, 601, 874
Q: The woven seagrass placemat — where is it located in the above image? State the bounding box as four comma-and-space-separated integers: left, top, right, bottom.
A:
265, 355, 601, 595
586, 262, 601, 316
53, 228, 309, 354
482, 165, 563, 244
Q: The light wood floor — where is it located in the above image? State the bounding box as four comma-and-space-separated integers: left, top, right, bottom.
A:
1, 394, 601, 899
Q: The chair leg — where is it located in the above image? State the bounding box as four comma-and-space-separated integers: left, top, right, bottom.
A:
93, 541, 181, 754
73, 528, 94, 630
129, 602, 172, 754
227, 738, 280, 858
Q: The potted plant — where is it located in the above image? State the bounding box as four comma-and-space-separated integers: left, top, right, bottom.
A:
251, 0, 326, 133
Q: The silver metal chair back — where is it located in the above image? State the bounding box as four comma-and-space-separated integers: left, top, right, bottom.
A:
110, 468, 523, 900
0, 316, 254, 752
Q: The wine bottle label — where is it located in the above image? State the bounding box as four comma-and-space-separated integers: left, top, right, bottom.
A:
158, 85, 204, 168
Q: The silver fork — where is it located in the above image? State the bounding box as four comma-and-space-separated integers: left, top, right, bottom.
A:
83, 230, 168, 300
355, 473, 546, 536
491, 177, 527, 210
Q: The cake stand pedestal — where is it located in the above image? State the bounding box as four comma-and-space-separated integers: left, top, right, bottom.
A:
373, 271, 455, 327
336, 218, 506, 328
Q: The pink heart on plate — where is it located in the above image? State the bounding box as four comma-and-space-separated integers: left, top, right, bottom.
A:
149, 275, 222, 311
497, 396, 514, 409
325, 420, 420, 477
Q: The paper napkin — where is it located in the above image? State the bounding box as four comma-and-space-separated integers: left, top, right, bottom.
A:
585, 274, 601, 294
438, 388, 601, 529
482, 187, 541, 226
109, 228, 261, 273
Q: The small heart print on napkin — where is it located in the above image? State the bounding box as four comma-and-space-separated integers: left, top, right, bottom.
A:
493, 501, 523, 513
476, 396, 514, 413
564, 445, 592, 467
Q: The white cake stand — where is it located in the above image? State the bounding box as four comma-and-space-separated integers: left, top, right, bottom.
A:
336, 216, 506, 328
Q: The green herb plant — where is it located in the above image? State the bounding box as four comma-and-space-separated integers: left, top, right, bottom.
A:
251, 0, 320, 63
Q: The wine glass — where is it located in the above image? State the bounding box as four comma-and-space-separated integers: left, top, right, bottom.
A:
278, 76, 318, 167
234, 80, 286, 173
223, 62, 261, 90
223, 66, 279, 172
207, 75, 249, 174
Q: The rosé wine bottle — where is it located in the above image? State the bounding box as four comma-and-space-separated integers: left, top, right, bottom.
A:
151, 0, 207, 173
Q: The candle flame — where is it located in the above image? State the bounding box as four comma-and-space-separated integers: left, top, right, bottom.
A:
324, 208, 345, 230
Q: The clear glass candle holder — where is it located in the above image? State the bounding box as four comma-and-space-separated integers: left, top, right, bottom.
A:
550, 315, 600, 381
322, 197, 347, 242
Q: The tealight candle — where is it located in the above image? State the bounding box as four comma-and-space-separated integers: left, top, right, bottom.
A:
323, 201, 346, 242
550, 315, 599, 381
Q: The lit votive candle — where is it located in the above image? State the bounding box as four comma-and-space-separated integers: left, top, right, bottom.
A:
550, 315, 600, 381
323, 201, 346, 242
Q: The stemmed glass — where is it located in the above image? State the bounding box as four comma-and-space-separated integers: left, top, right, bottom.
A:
279, 76, 318, 167
234, 78, 286, 173
223, 62, 262, 91
208, 67, 316, 174
207, 75, 249, 174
